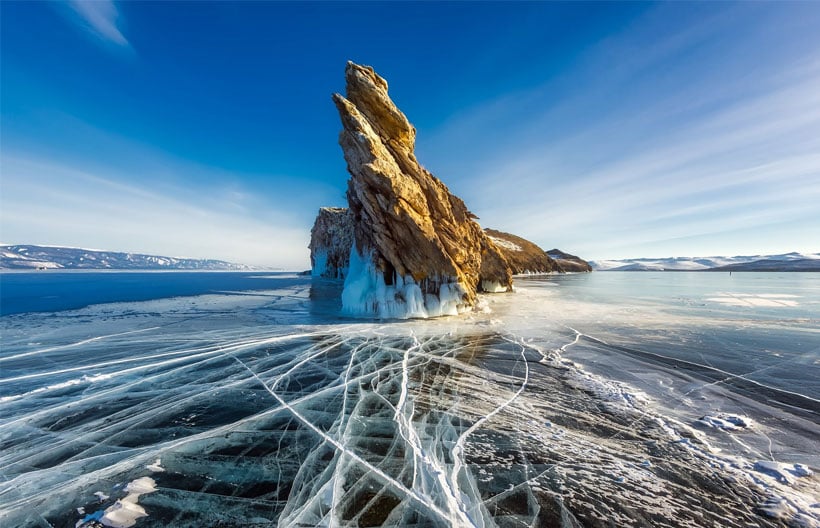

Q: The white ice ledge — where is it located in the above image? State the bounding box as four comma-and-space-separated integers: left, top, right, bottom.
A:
341, 246, 468, 319
481, 280, 509, 293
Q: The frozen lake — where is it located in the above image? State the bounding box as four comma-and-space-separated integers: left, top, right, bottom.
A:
1, 271, 818, 527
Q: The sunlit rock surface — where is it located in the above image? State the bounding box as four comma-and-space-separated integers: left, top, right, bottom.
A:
333, 62, 513, 318
548, 248, 593, 273
311, 62, 594, 316
485, 228, 558, 274
309, 207, 354, 279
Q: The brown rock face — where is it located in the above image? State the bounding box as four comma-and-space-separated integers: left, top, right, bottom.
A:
485, 229, 559, 274
547, 249, 593, 272
333, 62, 512, 316
309, 207, 353, 279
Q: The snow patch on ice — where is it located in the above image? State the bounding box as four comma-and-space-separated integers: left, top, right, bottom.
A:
99, 476, 157, 528
754, 461, 814, 484
653, 414, 817, 526
93, 491, 110, 502
749, 462, 819, 527
145, 458, 164, 472
758, 495, 818, 526
569, 372, 650, 413
696, 414, 753, 430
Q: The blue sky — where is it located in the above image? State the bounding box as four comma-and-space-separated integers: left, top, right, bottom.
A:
1, 1, 819, 268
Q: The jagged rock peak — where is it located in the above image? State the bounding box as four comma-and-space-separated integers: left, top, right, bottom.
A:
343, 62, 416, 150
309, 207, 353, 279
332, 61, 513, 318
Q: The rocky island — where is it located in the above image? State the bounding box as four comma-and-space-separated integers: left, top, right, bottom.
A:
310, 62, 590, 318
308, 207, 353, 279
484, 228, 559, 274
547, 248, 594, 273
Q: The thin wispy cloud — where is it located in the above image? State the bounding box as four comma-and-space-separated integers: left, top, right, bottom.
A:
66, 0, 129, 47
453, 73, 820, 258
0, 155, 312, 269
419, 3, 820, 260
4, 2, 818, 264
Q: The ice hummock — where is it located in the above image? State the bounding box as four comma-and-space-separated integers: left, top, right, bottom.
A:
696, 413, 753, 430
341, 246, 467, 318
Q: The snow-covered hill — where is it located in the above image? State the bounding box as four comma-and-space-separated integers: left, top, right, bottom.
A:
590, 252, 820, 272
0, 245, 251, 270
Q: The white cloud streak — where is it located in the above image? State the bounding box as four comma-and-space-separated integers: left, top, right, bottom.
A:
67, 0, 129, 47
418, 5, 820, 260
0, 156, 310, 269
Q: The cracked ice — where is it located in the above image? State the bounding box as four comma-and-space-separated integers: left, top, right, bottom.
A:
1, 276, 818, 528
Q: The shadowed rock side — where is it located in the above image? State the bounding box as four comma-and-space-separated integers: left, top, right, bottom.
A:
548, 248, 593, 272
309, 207, 354, 279
332, 62, 513, 317
484, 228, 558, 274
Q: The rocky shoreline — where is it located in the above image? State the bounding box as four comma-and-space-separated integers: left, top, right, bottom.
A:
310, 62, 590, 317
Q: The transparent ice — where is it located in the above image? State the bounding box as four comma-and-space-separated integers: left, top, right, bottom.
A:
1, 272, 818, 527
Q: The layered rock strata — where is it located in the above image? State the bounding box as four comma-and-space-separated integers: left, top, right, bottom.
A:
332, 62, 512, 317
484, 228, 558, 274
309, 207, 354, 279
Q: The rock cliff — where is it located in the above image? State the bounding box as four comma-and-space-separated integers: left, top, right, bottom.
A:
309, 62, 593, 317
309, 207, 354, 279
484, 229, 558, 274
547, 249, 593, 272
332, 62, 512, 317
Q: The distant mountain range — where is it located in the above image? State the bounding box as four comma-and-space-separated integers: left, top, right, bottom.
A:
590, 252, 820, 272
0, 245, 252, 270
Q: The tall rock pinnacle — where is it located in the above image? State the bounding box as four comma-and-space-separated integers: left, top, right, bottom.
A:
332, 61, 513, 317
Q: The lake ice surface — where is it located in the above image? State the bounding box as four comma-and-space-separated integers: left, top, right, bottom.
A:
1, 271, 818, 527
